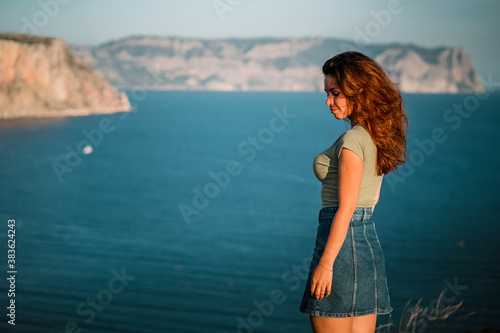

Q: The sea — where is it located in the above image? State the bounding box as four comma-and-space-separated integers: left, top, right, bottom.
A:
0, 91, 499, 333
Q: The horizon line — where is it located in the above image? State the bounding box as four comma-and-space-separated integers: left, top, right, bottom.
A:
0, 31, 457, 50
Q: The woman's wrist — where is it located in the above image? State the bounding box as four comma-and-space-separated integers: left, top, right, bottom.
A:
318, 262, 333, 272
319, 252, 336, 268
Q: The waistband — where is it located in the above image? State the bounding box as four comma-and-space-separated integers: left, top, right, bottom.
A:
318, 206, 373, 225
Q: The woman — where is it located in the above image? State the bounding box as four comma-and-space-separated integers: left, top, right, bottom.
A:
299, 51, 408, 333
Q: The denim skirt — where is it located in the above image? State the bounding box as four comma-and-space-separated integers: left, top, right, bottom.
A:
299, 207, 393, 318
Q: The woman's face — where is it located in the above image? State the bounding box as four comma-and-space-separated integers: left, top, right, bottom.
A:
324, 74, 353, 121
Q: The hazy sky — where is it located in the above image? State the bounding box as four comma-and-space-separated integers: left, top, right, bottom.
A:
0, 0, 499, 78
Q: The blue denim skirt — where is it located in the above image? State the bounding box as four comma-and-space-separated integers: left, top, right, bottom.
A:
299, 207, 393, 318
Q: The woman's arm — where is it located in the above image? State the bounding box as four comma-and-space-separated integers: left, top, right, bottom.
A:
310, 147, 363, 300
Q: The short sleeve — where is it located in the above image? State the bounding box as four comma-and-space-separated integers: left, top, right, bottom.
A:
337, 130, 365, 161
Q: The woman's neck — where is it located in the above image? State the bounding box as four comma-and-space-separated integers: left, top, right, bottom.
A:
349, 117, 359, 128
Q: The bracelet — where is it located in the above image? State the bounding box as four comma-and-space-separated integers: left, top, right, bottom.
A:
319, 263, 333, 272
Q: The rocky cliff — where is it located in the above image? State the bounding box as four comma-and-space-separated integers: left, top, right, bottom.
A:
69, 36, 485, 94
0, 33, 131, 120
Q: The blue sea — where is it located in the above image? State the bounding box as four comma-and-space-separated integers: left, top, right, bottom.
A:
0, 91, 499, 333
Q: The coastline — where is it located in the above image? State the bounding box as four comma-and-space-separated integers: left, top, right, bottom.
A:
0, 106, 137, 122
0, 105, 135, 123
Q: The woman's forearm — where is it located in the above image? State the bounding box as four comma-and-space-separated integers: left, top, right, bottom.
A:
318, 206, 356, 268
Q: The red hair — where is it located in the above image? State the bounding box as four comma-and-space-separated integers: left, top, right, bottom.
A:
322, 51, 408, 175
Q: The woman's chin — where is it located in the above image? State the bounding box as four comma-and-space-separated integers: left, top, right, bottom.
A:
331, 112, 344, 120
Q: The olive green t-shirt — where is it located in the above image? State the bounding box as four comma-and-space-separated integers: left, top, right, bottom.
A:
313, 123, 382, 208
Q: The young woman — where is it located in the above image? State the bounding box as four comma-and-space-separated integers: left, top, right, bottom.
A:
299, 51, 408, 333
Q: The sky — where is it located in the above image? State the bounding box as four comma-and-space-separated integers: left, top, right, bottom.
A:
0, 0, 499, 79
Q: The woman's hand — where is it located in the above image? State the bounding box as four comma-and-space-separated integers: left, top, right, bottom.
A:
310, 263, 333, 300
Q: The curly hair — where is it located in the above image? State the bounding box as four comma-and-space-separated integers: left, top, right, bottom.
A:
322, 51, 408, 175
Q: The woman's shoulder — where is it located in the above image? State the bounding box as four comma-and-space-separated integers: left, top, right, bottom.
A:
343, 123, 373, 144
336, 124, 376, 160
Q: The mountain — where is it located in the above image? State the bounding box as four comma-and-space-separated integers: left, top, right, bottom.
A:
0, 33, 131, 120
68, 35, 485, 94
